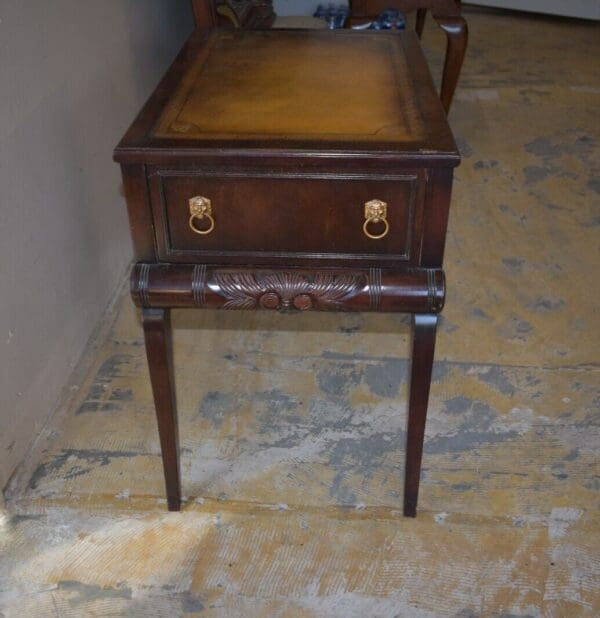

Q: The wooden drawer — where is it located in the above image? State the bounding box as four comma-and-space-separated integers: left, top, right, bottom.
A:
149, 169, 426, 265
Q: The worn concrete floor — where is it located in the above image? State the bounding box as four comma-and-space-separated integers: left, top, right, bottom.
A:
2, 7, 599, 617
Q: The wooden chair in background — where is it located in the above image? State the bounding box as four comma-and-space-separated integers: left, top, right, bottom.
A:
348, 1, 468, 113
192, 0, 274, 30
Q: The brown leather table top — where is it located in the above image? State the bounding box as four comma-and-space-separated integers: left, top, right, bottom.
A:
115, 29, 458, 161
156, 30, 424, 142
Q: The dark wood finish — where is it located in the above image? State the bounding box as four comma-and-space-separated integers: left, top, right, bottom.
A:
421, 167, 454, 267
131, 264, 445, 313
404, 313, 438, 517
116, 27, 460, 516
191, 0, 216, 30
438, 15, 468, 113
120, 164, 156, 262
348, 1, 467, 113
142, 308, 181, 511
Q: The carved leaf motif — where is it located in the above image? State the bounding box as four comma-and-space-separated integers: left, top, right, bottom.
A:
310, 274, 362, 307
213, 271, 363, 310
214, 272, 264, 309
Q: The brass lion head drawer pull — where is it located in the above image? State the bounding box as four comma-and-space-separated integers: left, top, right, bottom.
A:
188, 196, 215, 235
363, 199, 389, 240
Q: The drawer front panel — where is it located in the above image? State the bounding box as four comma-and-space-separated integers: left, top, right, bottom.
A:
149, 169, 425, 264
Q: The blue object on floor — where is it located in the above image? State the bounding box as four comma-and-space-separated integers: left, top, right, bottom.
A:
351, 8, 407, 30
374, 9, 406, 29
314, 3, 350, 29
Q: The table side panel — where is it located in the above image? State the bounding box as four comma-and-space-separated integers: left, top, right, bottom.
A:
120, 164, 156, 262
420, 166, 453, 268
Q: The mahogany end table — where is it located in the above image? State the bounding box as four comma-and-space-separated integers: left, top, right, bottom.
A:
114, 28, 460, 516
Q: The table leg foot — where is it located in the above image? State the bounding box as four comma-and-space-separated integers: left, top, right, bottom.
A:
435, 15, 468, 114
404, 313, 438, 518
142, 308, 181, 511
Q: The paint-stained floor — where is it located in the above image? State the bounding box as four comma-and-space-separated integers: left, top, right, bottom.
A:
1, 7, 599, 617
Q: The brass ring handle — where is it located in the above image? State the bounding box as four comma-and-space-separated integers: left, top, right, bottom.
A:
188, 196, 215, 236
363, 216, 390, 240
363, 199, 389, 240
189, 213, 215, 235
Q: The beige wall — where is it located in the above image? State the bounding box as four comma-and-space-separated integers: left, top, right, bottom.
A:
0, 1, 194, 490
469, 1, 600, 19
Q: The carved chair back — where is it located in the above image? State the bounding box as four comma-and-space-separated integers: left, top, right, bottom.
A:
192, 0, 275, 30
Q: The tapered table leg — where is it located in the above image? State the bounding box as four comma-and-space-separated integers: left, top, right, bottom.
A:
142, 307, 181, 511
435, 15, 468, 114
404, 313, 438, 517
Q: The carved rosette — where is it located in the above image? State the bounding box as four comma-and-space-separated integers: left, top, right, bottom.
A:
213, 271, 365, 311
